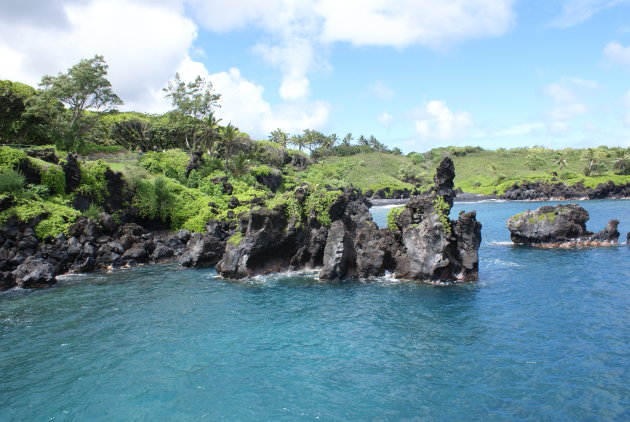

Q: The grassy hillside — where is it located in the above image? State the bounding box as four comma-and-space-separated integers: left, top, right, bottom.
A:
308, 147, 630, 196
298, 153, 415, 194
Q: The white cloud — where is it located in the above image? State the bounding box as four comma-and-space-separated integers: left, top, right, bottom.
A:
378, 111, 393, 126
604, 41, 630, 68
369, 81, 395, 100
489, 123, 545, 137
0, 0, 200, 113
544, 77, 597, 123
315, 0, 515, 48
551, 0, 630, 28
624, 112, 630, 126
413, 100, 472, 141
187, 1, 516, 101
208, 68, 329, 138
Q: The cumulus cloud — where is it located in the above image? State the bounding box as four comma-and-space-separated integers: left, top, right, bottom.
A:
551, 0, 630, 28
0, 0, 199, 113
604, 41, 630, 68
208, 68, 329, 137
315, 0, 515, 48
413, 100, 472, 141
188, 0, 516, 100
378, 111, 393, 126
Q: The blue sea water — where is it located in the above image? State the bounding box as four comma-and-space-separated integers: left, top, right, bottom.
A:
1, 199, 629, 421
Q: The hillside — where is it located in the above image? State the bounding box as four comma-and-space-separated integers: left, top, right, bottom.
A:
308, 146, 630, 196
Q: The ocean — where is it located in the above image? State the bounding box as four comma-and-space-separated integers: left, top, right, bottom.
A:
1, 199, 628, 421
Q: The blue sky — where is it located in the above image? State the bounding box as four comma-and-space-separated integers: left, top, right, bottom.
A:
1, 0, 630, 152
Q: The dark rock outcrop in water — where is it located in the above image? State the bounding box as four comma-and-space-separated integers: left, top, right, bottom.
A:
506, 204, 619, 247
216, 158, 482, 282
0, 157, 481, 289
502, 180, 630, 201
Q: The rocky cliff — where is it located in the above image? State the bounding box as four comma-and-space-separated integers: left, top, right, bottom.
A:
216, 158, 482, 282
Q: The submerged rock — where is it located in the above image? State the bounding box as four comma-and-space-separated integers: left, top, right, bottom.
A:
506, 204, 619, 247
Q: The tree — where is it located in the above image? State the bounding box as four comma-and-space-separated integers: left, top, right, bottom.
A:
612, 149, 630, 175
163, 73, 221, 153
220, 123, 239, 173
342, 133, 353, 146
553, 153, 568, 170
35, 55, 122, 150
581, 148, 605, 176
525, 153, 545, 170
269, 128, 289, 147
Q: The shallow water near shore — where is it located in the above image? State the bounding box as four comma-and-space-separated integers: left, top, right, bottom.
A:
1, 200, 629, 421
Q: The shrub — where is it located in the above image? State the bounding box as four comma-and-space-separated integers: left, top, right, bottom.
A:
139, 149, 189, 181
433, 195, 451, 235
386, 206, 404, 231
304, 188, 341, 226
4, 198, 81, 240
83, 203, 103, 220
77, 160, 109, 204
0, 167, 26, 194
40, 165, 65, 195
0, 146, 27, 168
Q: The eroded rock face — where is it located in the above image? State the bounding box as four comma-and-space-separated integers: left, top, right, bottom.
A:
216, 157, 482, 283
506, 204, 619, 246
63, 153, 81, 193
13, 257, 56, 288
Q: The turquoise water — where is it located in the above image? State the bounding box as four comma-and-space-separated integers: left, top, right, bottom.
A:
1, 200, 629, 421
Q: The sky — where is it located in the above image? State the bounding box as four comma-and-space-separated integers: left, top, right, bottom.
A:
1, 0, 630, 152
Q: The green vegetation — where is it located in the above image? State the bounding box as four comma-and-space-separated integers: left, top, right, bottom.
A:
386, 206, 404, 231
0, 168, 26, 194
433, 195, 452, 235
1, 56, 629, 243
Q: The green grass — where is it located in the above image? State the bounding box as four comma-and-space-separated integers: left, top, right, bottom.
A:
302, 153, 416, 194
446, 148, 630, 194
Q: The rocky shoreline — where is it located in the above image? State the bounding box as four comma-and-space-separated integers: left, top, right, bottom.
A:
0, 158, 482, 290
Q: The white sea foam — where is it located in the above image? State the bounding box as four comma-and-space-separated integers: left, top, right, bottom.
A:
488, 241, 514, 246
487, 258, 523, 268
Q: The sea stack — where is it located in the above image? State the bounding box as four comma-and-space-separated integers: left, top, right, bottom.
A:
216, 157, 483, 283
506, 204, 619, 247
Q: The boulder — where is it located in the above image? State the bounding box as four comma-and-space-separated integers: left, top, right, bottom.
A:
255, 168, 283, 193
179, 233, 226, 268
507, 204, 619, 246
13, 257, 56, 288
26, 148, 59, 164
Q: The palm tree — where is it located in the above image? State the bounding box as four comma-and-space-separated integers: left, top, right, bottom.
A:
220, 123, 238, 173
342, 133, 353, 146
613, 149, 630, 175
553, 153, 568, 170
201, 112, 222, 155
230, 151, 249, 177
581, 148, 598, 176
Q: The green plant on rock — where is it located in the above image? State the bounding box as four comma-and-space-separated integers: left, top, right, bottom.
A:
8, 198, 81, 240
227, 231, 243, 246
304, 188, 341, 226
77, 160, 109, 204
0, 167, 26, 194
83, 203, 102, 221
386, 206, 404, 231
433, 195, 452, 235
40, 165, 65, 195
0, 146, 27, 168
